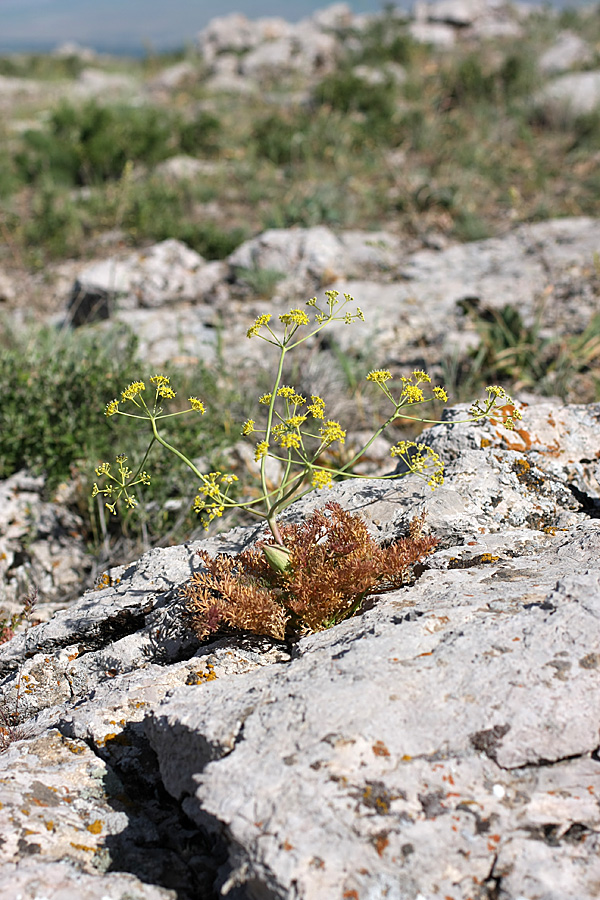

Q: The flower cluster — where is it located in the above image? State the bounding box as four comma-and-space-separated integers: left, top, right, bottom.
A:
193, 471, 239, 529
390, 441, 444, 489
94, 291, 522, 566
92, 454, 151, 513
469, 385, 523, 430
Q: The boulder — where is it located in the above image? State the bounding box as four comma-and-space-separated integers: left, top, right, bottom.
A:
535, 70, 600, 121
146, 60, 197, 91
0, 471, 90, 618
310, 3, 354, 31
227, 226, 401, 287
320, 217, 600, 363
153, 155, 221, 181
1, 398, 600, 897
539, 30, 594, 75
68, 240, 222, 325
73, 67, 138, 98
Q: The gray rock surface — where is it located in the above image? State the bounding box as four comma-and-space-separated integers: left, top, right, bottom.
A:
1, 398, 599, 897
198, 4, 349, 79
539, 30, 594, 75
535, 70, 600, 121
0, 471, 90, 617
69, 239, 210, 321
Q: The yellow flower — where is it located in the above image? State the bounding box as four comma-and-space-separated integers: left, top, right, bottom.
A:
242, 419, 255, 435
433, 386, 448, 402
319, 420, 346, 445
105, 399, 119, 417
255, 441, 269, 461
307, 395, 325, 419
121, 381, 145, 402
390, 442, 444, 490
273, 423, 301, 450
157, 386, 176, 399
95, 462, 111, 476
188, 397, 206, 413
311, 469, 333, 489
259, 393, 272, 405
412, 370, 431, 384
247, 314, 272, 338
150, 374, 170, 387
401, 384, 425, 404
279, 309, 309, 326
279, 433, 301, 450
277, 386, 305, 404
366, 370, 392, 384
285, 415, 306, 428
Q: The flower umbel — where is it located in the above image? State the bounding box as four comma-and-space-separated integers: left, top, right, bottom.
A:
95, 291, 522, 583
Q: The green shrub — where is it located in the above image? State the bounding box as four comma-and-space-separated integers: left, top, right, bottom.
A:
16, 101, 175, 187
121, 177, 246, 258
0, 53, 84, 81
252, 111, 314, 166
0, 320, 238, 552
349, 9, 417, 66
178, 110, 221, 156
0, 324, 145, 488
312, 69, 397, 140
23, 187, 89, 261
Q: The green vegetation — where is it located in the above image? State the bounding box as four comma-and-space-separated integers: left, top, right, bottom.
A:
0, 9, 598, 264
15, 101, 221, 187
0, 320, 238, 555
0, 9, 599, 575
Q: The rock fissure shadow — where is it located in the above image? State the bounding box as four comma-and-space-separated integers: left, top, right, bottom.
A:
567, 482, 600, 518
75, 718, 232, 900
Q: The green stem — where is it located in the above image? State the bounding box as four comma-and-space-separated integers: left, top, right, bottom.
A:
149, 418, 205, 481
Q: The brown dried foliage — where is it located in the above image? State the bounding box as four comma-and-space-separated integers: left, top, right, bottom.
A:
181, 502, 437, 641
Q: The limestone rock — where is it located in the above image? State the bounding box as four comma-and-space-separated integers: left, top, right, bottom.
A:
539, 30, 594, 75
0, 471, 90, 617
153, 154, 221, 181
147, 61, 197, 91
227, 226, 400, 288
1, 398, 600, 897
68, 239, 221, 325
73, 68, 138, 98
535, 70, 600, 121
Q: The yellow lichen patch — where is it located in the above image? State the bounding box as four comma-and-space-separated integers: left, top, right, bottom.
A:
479, 553, 500, 563
45, 820, 54, 831
186, 663, 218, 685
70, 842, 96, 852
62, 739, 85, 755
86, 819, 103, 834
372, 741, 390, 758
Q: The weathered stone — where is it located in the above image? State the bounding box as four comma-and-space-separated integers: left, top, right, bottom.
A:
0, 471, 90, 617
147, 61, 197, 91
228, 226, 400, 288
535, 70, 600, 121
1, 395, 600, 897
147, 519, 600, 898
153, 155, 221, 181
74, 68, 138, 98
68, 239, 218, 325
539, 30, 594, 75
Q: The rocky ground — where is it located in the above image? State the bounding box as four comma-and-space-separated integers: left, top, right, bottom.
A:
0, 399, 599, 899
1, 1, 600, 897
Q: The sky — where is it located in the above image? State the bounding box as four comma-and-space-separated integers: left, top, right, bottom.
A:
0, 0, 386, 54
